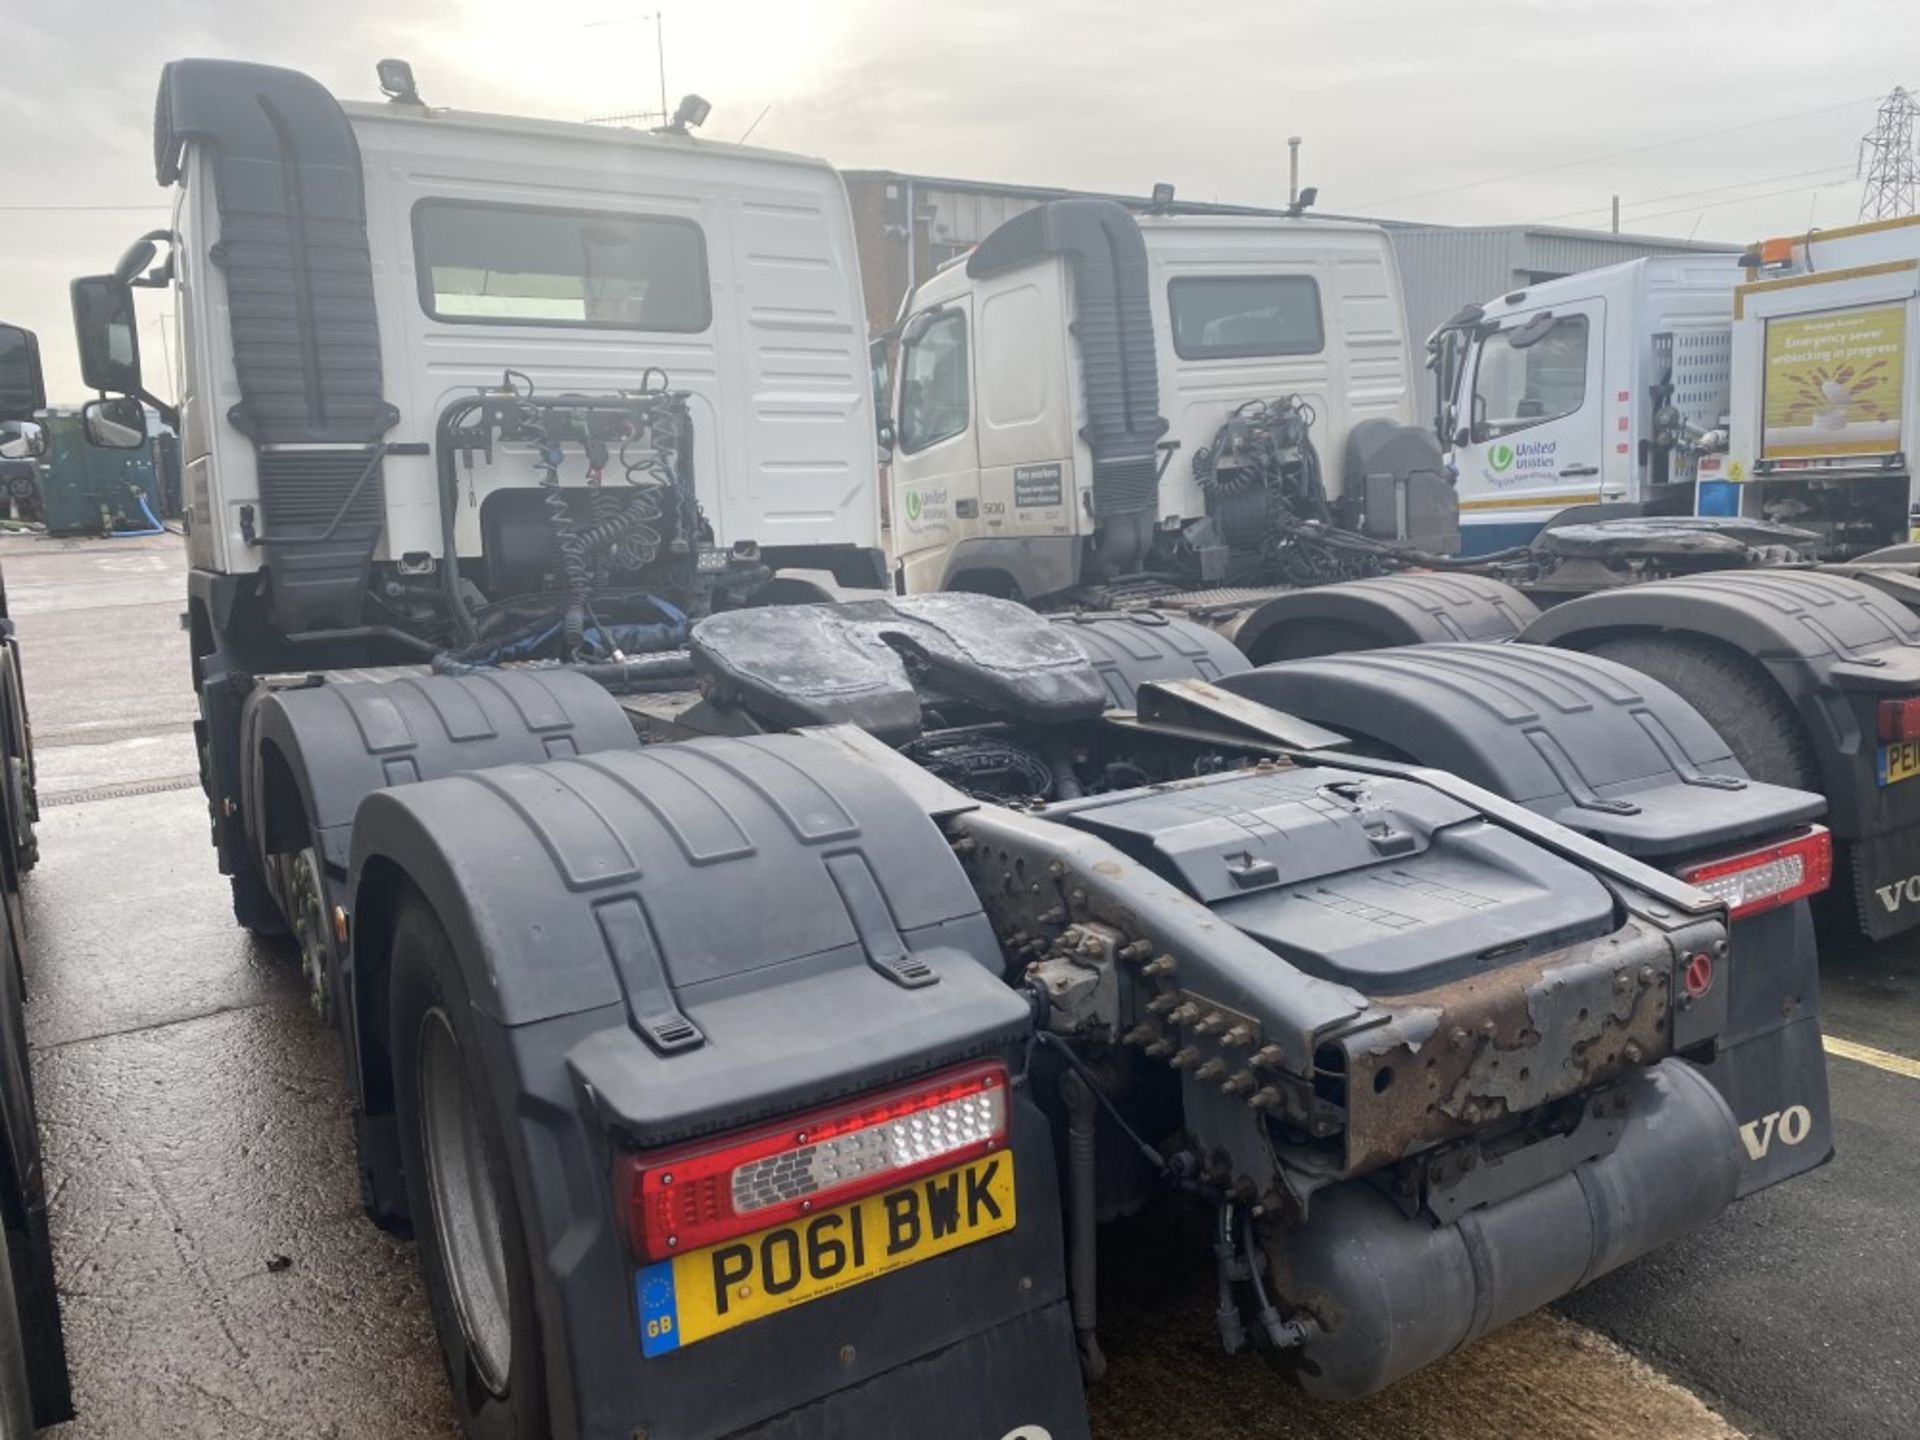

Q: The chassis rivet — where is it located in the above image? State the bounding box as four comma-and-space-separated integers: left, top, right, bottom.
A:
1638, 965, 1656, 984
839, 1344, 856, 1366
1614, 971, 1633, 993
1623, 1041, 1644, 1064
1463, 1103, 1483, 1124
1252, 1045, 1287, 1069
1450, 1027, 1470, 1050
1171, 1048, 1202, 1070
1194, 1059, 1227, 1082
1142, 955, 1176, 977
1048, 860, 1067, 878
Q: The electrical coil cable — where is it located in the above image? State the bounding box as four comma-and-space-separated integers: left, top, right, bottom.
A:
425, 371, 704, 676
1191, 395, 1534, 586
534, 427, 591, 659
898, 732, 1054, 802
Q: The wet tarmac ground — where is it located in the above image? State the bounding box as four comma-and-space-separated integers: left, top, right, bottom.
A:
12, 531, 1918, 1439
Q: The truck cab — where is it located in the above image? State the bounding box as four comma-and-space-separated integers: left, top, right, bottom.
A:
1715, 215, 1920, 549
888, 205, 1424, 599
76, 59, 885, 679
1443, 221, 1920, 559
1441, 254, 1742, 553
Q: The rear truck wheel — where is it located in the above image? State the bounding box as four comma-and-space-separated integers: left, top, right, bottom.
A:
390, 897, 548, 1439
0, 1244, 32, 1440
1585, 634, 1818, 790
276, 846, 334, 1025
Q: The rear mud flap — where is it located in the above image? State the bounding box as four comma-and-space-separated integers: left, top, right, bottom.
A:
1849, 824, 1920, 940
727, 1301, 1091, 1440
1697, 1013, 1834, 1197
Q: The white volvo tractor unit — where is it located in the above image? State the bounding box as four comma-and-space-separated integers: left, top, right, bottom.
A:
71, 61, 1836, 1440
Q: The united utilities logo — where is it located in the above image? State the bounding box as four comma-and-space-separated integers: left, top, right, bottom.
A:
1490, 443, 1515, 473
906, 490, 923, 522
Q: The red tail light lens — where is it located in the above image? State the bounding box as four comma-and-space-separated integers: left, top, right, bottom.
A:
620, 1062, 1009, 1262
1881, 697, 1920, 743
1675, 825, 1833, 919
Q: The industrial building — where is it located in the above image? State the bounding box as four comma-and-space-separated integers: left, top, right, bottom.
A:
840, 168, 1738, 348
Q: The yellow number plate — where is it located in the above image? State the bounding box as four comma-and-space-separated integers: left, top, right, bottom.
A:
636, 1154, 1016, 1357
1879, 740, 1920, 787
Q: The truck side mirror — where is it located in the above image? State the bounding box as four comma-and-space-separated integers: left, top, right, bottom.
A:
0, 322, 46, 423
71, 274, 143, 397
82, 396, 148, 450
876, 417, 896, 460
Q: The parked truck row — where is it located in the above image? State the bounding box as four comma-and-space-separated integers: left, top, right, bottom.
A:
883, 196, 1920, 942
46, 58, 1856, 1440
0, 323, 72, 1436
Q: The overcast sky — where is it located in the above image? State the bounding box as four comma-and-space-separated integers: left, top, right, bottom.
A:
4, 0, 1916, 399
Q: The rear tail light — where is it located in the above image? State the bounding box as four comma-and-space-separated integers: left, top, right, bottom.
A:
1675, 825, 1832, 920
620, 1061, 1009, 1262
1880, 697, 1920, 743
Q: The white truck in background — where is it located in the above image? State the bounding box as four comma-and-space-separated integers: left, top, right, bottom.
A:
1440, 215, 1920, 558
887, 201, 1459, 618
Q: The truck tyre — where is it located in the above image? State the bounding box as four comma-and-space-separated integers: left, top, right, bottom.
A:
1586, 634, 1818, 790
227, 860, 288, 938
0, 1246, 33, 1440
389, 897, 548, 1440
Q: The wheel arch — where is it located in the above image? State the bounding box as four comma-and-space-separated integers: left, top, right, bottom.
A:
1518, 570, 1920, 824
1227, 573, 1540, 667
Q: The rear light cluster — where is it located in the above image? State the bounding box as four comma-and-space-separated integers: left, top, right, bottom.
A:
1675, 825, 1833, 920
1880, 697, 1920, 744
621, 1062, 1008, 1261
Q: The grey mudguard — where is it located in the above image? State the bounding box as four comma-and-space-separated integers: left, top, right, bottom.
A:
1219, 642, 1826, 859
346, 732, 1084, 1440
1227, 571, 1541, 664
1050, 609, 1250, 709
1520, 569, 1920, 839
242, 668, 639, 873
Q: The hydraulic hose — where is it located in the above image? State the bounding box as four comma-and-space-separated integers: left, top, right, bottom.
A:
109, 492, 167, 538
1060, 1069, 1107, 1381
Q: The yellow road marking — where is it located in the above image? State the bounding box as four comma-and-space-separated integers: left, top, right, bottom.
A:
1824, 1034, 1920, 1081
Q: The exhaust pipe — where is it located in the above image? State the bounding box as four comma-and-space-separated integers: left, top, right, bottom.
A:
1269, 1059, 1741, 1400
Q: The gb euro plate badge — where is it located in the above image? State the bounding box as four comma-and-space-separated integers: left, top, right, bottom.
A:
637, 1155, 1015, 1356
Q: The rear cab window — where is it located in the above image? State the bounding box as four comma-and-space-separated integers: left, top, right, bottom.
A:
412, 200, 711, 331
1168, 275, 1324, 360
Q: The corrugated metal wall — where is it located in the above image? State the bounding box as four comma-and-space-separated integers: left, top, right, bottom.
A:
1389, 227, 1738, 348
